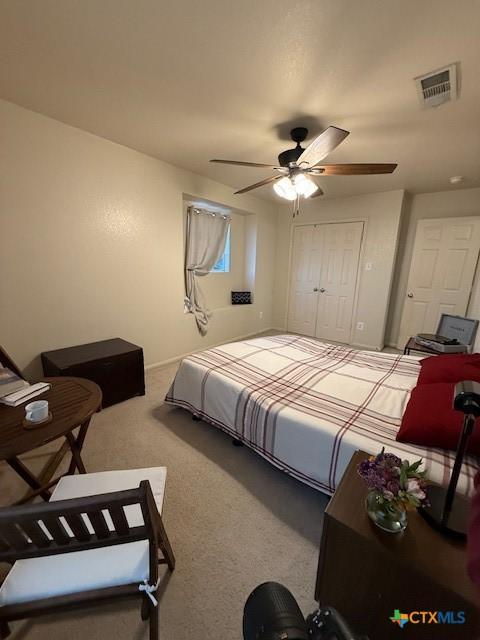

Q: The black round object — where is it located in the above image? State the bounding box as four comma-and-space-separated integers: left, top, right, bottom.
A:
278, 146, 304, 167
453, 380, 480, 417
243, 582, 308, 640
290, 127, 308, 144
277, 128, 308, 166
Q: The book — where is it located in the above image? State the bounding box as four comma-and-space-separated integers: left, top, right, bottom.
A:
0, 382, 51, 407
0, 366, 29, 398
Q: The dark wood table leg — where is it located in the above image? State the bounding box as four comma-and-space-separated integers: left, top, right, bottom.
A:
9, 418, 92, 505
65, 418, 91, 475
75, 418, 91, 451
17, 440, 71, 504
6, 456, 52, 501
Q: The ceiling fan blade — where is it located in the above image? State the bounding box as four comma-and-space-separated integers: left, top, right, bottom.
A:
317, 163, 397, 175
297, 126, 350, 167
210, 159, 278, 168
234, 175, 281, 194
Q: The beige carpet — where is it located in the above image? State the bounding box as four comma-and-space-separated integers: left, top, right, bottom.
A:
1, 360, 328, 640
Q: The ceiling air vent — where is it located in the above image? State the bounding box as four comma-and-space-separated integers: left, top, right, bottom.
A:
415, 63, 457, 108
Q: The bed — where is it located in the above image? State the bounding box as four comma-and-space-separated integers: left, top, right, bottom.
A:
165, 334, 478, 496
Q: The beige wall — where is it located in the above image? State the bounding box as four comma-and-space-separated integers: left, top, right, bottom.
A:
386, 187, 480, 348
0, 99, 277, 377
272, 190, 405, 350
4, 97, 478, 372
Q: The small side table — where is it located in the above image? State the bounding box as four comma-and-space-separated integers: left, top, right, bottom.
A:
0, 377, 102, 503
315, 450, 480, 639
403, 336, 440, 356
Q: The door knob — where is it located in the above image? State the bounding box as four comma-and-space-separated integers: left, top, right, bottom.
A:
313, 287, 318, 292
407, 292, 414, 298
320, 288, 326, 293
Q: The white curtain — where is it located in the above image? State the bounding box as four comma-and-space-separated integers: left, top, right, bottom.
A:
184, 206, 230, 335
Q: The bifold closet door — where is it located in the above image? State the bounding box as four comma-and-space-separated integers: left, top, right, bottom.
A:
314, 221, 363, 343
287, 221, 363, 342
287, 224, 323, 337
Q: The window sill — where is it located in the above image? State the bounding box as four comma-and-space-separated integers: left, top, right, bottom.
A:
209, 303, 253, 312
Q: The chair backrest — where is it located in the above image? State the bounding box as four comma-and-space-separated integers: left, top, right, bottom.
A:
0, 481, 156, 563
0, 345, 24, 379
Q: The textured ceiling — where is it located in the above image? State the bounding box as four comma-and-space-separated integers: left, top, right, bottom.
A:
1, 0, 479, 201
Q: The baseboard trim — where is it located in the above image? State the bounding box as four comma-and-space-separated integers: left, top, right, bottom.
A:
145, 328, 276, 371
350, 342, 382, 351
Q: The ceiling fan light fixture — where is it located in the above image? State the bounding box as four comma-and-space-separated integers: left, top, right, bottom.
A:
273, 176, 297, 201
293, 173, 318, 198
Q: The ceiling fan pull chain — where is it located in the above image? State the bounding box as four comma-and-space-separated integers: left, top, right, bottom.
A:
292, 194, 300, 218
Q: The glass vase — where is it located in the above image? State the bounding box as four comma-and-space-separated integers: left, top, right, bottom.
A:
365, 490, 407, 533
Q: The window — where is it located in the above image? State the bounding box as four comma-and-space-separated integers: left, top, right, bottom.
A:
211, 228, 231, 273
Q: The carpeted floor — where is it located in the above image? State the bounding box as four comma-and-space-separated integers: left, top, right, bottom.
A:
1, 359, 328, 639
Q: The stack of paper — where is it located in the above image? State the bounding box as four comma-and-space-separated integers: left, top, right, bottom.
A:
0, 366, 29, 397
0, 382, 51, 407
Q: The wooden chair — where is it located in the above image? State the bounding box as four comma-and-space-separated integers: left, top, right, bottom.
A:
0, 469, 175, 640
0, 345, 24, 380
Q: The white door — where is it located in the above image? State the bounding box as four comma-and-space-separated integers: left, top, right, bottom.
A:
315, 222, 363, 343
287, 224, 323, 336
398, 217, 480, 348
287, 221, 363, 342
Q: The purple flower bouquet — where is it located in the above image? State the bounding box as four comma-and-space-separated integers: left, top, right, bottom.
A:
358, 448, 428, 533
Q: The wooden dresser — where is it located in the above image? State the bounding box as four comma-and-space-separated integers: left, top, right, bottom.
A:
315, 450, 480, 639
41, 338, 145, 408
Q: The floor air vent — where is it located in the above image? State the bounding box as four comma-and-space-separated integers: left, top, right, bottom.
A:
415, 63, 457, 108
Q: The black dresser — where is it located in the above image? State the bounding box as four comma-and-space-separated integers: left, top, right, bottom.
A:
41, 338, 145, 408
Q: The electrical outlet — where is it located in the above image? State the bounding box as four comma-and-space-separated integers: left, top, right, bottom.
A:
365, 262, 372, 271
259, 311, 263, 320
357, 321, 364, 331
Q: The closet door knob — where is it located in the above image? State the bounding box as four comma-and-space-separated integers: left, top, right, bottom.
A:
319, 288, 326, 293
313, 287, 318, 292
407, 292, 414, 298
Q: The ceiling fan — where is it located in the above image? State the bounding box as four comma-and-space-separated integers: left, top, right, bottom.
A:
210, 126, 397, 208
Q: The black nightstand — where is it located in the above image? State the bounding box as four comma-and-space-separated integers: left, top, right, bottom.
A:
41, 338, 145, 408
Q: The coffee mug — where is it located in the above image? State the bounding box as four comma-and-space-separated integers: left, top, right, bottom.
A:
25, 400, 49, 423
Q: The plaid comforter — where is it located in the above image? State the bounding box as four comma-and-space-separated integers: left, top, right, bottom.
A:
165, 334, 478, 496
